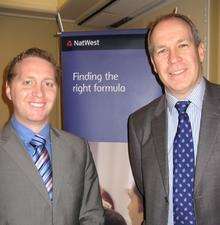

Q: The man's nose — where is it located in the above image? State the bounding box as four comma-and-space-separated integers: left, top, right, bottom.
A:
168, 49, 181, 64
32, 84, 44, 97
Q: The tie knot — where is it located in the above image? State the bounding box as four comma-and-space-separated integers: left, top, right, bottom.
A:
175, 101, 190, 114
30, 135, 46, 148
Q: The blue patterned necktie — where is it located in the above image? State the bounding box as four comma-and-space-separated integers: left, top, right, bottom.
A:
173, 101, 196, 225
30, 135, 53, 201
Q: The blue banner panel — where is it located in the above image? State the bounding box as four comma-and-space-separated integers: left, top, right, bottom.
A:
61, 29, 162, 142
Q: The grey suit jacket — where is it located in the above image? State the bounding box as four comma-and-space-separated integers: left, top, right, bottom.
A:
0, 123, 104, 225
128, 80, 220, 225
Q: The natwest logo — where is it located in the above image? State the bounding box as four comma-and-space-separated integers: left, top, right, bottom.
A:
73, 39, 100, 46
66, 40, 73, 47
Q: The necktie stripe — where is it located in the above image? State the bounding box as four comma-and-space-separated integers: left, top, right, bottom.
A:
30, 135, 53, 201
32, 153, 39, 163
42, 169, 52, 183
39, 161, 51, 176
31, 138, 45, 146
34, 135, 46, 143
46, 177, 53, 189
35, 151, 49, 169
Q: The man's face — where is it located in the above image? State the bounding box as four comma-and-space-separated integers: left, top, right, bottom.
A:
150, 18, 205, 99
6, 56, 57, 132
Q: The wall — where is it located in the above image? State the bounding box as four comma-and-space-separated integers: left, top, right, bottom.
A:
0, 0, 57, 13
0, 14, 83, 128
120, 0, 220, 84
209, 0, 220, 83
121, 0, 209, 77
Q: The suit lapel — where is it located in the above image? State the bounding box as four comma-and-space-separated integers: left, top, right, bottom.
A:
51, 128, 65, 206
1, 123, 51, 204
195, 82, 220, 192
151, 96, 169, 196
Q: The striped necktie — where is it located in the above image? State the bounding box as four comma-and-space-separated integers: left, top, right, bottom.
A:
30, 135, 53, 201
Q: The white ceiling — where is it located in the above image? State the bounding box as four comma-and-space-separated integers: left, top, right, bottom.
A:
0, 0, 173, 29
59, 0, 166, 28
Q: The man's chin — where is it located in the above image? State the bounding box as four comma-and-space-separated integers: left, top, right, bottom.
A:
25, 116, 49, 127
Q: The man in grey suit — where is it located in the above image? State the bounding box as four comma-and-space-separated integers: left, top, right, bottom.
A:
0, 48, 104, 225
128, 13, 220, 225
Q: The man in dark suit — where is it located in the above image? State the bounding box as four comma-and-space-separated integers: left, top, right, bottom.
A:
128, 13, 220, 225
0, 48, 104, 225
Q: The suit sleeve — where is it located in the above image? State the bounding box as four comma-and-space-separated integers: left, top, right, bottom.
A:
79, 141, 104, 225
128, 114, 144, 195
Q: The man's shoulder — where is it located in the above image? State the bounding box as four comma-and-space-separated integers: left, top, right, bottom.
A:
50, 128, 92, 163
0, 122, 13, 143
0, 128, 3, 143
129, 95, 164, 125
51, 127, 86, 145
206, 80, 220, 97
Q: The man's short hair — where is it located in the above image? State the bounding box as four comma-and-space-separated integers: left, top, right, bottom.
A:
6, 47, 60, 84
147, 13, 201, 55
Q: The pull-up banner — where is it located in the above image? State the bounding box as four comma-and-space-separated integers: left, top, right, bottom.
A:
61, 29, 162, 142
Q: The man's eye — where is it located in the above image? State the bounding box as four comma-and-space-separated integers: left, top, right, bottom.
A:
23, 80, 33, 85
45, 81, 55, 88
179, 43, 189, 48
155, 48, 167, 55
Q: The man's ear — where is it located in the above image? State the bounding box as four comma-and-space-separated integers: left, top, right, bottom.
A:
150, 56, 157, 73
198, 42, 205, 63
5, 82, 12, 100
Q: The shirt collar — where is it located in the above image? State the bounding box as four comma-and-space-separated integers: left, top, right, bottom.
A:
11, 115, 50, 144
166, 77, 205, 113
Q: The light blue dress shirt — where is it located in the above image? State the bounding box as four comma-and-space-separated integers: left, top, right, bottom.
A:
11, 116, 52, 159
166, 78, 205, 225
